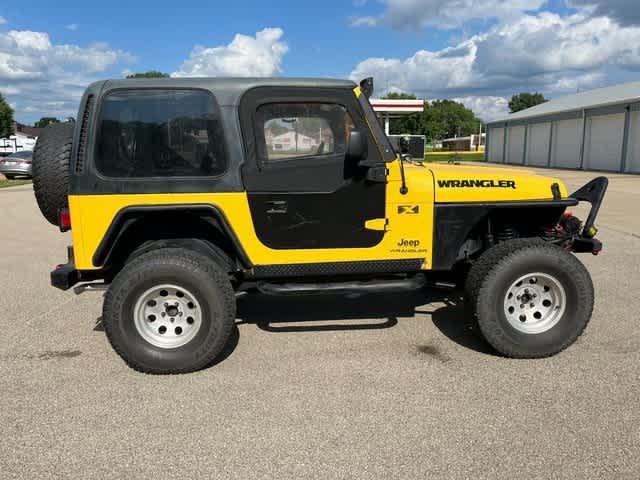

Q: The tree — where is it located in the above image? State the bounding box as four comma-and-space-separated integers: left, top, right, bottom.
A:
509, 92, 547, 113
386, 98, 482, 142
126, 71, 170, 79
0, 92, 14, 139
34, 117, 60, 129
382, 92, 418, 100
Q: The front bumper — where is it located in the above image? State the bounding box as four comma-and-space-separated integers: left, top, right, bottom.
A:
568, 176, 608, 255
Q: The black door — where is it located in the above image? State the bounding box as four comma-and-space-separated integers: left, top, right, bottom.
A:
240, 87, 386, 250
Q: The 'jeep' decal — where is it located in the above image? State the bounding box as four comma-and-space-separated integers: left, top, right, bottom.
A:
437, 179, 517, 189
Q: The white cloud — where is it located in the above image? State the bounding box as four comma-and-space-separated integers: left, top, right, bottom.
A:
0, 85, 20, 95
0, 16, 7, 25
351, 0, 546, 30
350, 42, 477, 94
350, 12, 640, 101
549, 72, 605, 92
570, 0, 640, 27
350, 16, 379, 27
453, 95, 509, 121
66, 23, 79, 31
173, 28, 288, 78
0, 29, 135, 121
0, 30, 135, 80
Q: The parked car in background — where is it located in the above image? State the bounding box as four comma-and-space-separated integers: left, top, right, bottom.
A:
0, 150, 33, 179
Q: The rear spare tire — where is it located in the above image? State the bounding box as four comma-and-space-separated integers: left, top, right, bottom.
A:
32, 122, 74, 226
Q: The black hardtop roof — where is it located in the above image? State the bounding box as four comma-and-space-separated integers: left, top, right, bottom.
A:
89, 77, 357, 106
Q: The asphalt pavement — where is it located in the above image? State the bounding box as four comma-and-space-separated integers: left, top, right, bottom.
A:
1, 167, 639, 479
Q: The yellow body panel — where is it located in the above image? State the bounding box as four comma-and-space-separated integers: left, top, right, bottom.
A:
69, 159, 572, 272
69, 159, 435, 271
425, 162, 569, 203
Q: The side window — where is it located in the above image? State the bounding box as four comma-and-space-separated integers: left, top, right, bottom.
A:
95, 89, 227, 178
258, 103, 351, 163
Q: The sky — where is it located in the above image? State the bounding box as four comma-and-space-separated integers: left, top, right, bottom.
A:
1, 0, 640, 124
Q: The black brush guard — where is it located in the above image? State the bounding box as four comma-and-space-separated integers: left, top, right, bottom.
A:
569, 176, 608, 255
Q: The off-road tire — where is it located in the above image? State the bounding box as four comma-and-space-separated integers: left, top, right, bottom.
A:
474, 241, 593, 358
464, 238, 545, 317
102, 248, 236, 374
32, 122, 74, 226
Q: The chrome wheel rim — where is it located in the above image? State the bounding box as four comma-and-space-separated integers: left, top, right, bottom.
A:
503, 273, 566, 334
133, 284, 202, 349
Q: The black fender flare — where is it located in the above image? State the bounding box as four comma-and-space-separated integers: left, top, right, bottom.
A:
91, 204, 252, 269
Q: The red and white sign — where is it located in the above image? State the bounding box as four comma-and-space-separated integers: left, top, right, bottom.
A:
370, 99, 424, 114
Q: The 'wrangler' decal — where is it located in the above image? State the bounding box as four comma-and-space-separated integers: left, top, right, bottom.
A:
437, 179, 517, 189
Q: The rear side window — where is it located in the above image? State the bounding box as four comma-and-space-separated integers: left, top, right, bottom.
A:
95, 89, 227, 178
258, 103, 350, 163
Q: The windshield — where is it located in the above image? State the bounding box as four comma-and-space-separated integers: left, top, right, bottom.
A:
9, 151, 32, 159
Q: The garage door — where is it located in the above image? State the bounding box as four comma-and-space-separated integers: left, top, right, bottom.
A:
526, 122, 551, 166
625, 110, 640, 173
583, 113, 624, 171
488, 127, 505, 163
506, 125, 526, 165
550, 118, 581, 169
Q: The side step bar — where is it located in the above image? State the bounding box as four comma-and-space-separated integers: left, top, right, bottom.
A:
73, 282, 108, 295
256, 275, 427, 296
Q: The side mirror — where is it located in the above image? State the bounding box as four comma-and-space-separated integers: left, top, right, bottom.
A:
359, 78, 374, 99
347, 129, 368, 163
398, 136, 411, 155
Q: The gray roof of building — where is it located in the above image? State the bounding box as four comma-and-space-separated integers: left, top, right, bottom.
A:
488, 80, 640, 125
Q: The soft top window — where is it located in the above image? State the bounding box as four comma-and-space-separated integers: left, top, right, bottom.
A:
257, 103, 349, 164
95, 89, 227, 178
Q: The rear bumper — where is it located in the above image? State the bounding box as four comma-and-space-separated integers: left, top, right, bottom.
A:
0, 165, 32, 176
51, 246, 80, 291
51, 261, 80, 290
51, 246, 103, 290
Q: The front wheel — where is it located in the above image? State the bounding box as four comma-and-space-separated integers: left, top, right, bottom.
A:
475, 242, 594, 358
102, 248, 236, 374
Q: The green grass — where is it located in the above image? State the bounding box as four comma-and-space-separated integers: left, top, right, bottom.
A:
0, 179, 32, 189
423, 151, 486, 163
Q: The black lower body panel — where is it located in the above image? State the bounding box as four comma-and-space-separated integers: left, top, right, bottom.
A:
249, 259, 424, 279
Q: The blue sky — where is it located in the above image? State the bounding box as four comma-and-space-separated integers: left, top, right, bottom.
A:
1, 0, 639, 123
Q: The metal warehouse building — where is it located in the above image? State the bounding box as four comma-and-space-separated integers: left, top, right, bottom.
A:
486, 81, 640, 173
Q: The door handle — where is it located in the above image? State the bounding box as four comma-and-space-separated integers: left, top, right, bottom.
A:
266, 200, 288, 214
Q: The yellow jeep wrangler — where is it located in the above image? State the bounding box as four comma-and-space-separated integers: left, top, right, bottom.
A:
32, 77, 607, 374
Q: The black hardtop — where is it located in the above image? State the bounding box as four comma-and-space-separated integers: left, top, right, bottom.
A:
87, 77, 357, 106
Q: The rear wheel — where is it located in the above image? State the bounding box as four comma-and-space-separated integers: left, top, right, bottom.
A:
102, 248, 236, 374
474, 241, 593, 358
